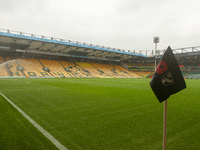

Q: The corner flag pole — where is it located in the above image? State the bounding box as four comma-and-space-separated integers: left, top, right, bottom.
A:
153, 37, 168, 150
163, 100, 167, 150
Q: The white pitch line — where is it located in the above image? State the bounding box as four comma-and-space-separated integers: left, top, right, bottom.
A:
0, 92, 68, 150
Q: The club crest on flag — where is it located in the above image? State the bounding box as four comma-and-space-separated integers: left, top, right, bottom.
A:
161, 72, 174, 86
156, 60, 174, 86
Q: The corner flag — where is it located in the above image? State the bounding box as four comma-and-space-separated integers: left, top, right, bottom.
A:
150, 46, 186, 103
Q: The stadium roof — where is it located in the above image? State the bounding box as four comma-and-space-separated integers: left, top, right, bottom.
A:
0, 29, 146, 61
153, 46, 200, 58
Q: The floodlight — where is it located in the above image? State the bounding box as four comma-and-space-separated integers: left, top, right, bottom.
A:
154, 37, 159, 43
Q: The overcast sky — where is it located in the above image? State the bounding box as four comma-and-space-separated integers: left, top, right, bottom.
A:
1, 0, 200, 51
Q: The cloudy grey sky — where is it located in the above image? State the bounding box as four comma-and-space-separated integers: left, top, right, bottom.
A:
1, 0, 200, 51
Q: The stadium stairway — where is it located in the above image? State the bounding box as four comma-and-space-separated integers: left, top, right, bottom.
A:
113, 65, 134, 78
57, 60, 75, 77
15, 59, 26, 77
66, 61, 88, 78
90, 63, 112, 77
90, 63, 108, 78
5, 57, 13, 76
73, 62, 93, 78
76, 62, 103, 78
146, 71, 154, 78
103, 64, 122, 77
135, 71, 152, 78
111, 65, 128, 78
89, 63, 108, 78
58, 60, 77, 77
5, 57, 24, 77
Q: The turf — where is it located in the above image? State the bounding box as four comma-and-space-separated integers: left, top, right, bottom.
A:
0, 78, 199, 150
0, 93, 58, 150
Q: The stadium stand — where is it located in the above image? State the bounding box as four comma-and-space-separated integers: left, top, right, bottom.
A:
0, 56, 9, 76
1, 54, 199, 79
181, 66, 200, 79
1, 56, 200, 79
0, 29, 200, 79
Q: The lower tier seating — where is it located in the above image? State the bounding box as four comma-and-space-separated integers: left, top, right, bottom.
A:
0, 56, 154, 78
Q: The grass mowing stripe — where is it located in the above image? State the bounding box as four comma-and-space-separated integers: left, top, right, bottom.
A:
0, 92, 68, 150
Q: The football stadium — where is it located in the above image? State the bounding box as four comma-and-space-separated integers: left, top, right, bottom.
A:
0, 29, 200, 150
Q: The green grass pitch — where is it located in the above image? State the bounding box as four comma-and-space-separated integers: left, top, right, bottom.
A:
0, 78, 199, 150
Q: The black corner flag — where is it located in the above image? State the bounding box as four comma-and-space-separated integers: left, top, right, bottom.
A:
150, 46, 186, 103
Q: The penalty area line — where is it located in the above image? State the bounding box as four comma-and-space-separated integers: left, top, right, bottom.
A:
0, 92, 68, 150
